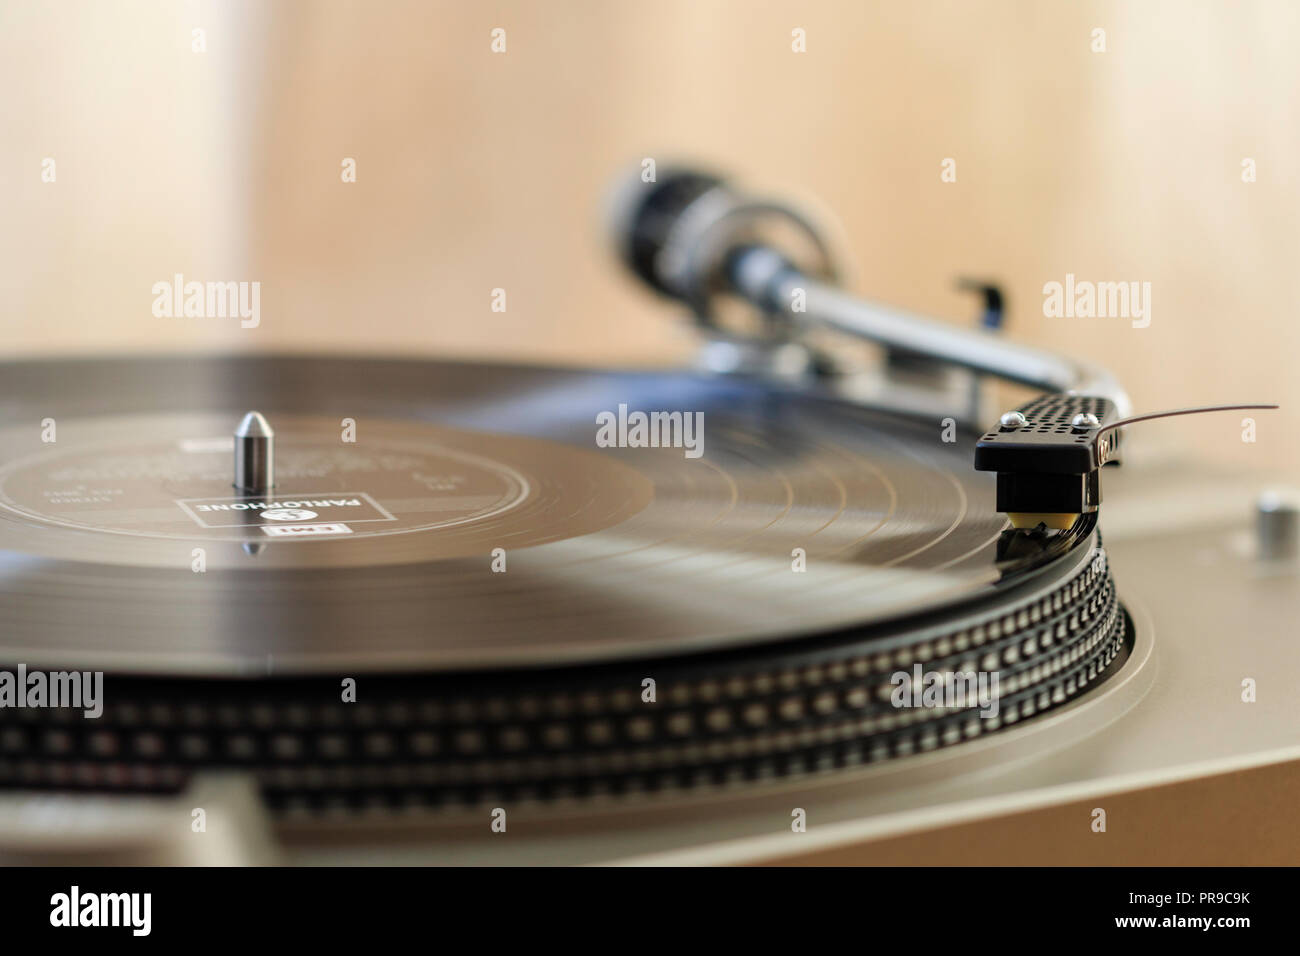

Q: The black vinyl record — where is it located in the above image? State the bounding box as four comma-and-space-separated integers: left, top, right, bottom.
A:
0, 355, 1015, 675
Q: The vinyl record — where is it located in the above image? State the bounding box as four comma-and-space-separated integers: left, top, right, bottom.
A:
0, 355, 1016, 675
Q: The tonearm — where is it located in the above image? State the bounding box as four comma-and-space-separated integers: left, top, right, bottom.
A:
608, 165, 1274, 528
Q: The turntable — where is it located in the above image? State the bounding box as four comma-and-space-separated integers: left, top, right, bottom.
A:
0, 167, 1294, 866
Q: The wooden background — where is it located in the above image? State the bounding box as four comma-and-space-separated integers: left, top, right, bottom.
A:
3, 0, 1296, 472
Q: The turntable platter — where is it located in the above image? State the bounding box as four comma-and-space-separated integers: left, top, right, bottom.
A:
0, 356, 1010, 675
0, 356, 1132, 811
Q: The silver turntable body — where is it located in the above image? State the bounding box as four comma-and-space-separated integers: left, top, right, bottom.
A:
0, 168, 1294, 866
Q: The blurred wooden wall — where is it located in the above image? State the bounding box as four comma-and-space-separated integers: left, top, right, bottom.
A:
3, 0, 1297, 472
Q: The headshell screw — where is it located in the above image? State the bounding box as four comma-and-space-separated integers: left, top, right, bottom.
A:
999, 411, 1028, 430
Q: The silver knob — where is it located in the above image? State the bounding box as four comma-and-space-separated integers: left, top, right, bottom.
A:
1256, 490, 1299, 561
1071, 412, 1100, 431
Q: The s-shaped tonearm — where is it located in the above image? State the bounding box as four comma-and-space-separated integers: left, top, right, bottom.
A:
608, 166, 1274, 529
